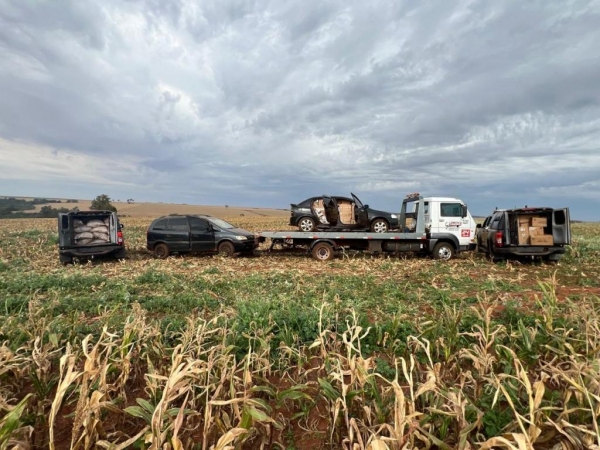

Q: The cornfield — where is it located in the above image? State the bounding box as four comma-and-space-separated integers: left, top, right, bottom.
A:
0, 216, 599, 449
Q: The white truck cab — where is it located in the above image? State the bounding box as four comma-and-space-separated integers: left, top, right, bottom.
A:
422, 196, 477, 253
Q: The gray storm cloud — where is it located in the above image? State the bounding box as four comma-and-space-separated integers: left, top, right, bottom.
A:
0, 0, 599, 219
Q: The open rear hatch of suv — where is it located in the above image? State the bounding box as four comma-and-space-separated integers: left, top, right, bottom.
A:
508, 208, 571, 247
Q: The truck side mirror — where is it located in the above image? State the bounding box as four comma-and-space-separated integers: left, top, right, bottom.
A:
476, 223, 482, 229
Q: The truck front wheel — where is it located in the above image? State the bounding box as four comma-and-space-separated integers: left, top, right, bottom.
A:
311, 242, 335, 261
432, 242, 454, 260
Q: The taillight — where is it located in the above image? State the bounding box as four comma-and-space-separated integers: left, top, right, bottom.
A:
495, 231, 503, 247
117, 231, 124, 245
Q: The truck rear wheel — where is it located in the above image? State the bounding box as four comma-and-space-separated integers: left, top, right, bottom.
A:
154, 243, 170, 259
311, 242, 335, 261
432, 242, 454, 260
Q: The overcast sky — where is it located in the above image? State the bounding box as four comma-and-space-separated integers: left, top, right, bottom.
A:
1, 0, 599, 219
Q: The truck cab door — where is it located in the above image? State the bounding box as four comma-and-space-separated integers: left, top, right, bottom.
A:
439, 201, 471, 244
552, 208, 571, 245
58, 213, 71, 247
323, 196, 339, 226
351, 193, 369, 228
189, 217, 215, 251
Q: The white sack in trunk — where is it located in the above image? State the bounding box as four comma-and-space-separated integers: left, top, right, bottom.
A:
93, 232, 110, 240
75, 232, 94, 240
92, 225, 109, 233
75, 226, 92, 233
76, 238, 93, 245
87, 219, 105, 227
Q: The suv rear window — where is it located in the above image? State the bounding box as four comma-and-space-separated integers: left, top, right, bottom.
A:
490, 212, 505, 228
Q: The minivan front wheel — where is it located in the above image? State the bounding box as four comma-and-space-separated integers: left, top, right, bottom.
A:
298, 217, 316, 232
218, 241, 236, 257
154, 243, 170, 259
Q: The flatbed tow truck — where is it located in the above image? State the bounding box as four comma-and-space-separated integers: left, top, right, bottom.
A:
258, 193, 477, 261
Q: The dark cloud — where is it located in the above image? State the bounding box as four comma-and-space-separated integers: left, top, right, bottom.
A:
0, 0, 599, 220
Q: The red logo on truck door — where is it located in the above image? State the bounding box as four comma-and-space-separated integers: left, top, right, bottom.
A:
461, 229, 471, 237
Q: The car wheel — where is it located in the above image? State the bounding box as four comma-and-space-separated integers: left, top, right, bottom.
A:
370, 219, 389, 233
311, 242, 335, 261
218, 241, 236, 257
298, 217, 316, 232
153, 243, 170, 259
432, 242, 454, 260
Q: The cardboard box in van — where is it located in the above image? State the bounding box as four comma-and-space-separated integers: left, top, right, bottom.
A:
530, 235, 554, 246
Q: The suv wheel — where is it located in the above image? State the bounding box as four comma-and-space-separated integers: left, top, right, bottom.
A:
154, 243, 170, 259
370, 219, 389, 233
298, 217, 316, 232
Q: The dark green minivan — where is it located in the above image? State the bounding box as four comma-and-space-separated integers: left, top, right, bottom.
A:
146, 214, 258, 259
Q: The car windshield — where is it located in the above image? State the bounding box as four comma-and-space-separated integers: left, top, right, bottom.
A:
208, 218, 236, 229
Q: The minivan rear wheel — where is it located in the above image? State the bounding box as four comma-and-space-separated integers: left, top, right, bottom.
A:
154, 243, 170, 259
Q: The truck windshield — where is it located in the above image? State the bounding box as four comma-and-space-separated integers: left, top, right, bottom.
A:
208, 218, 236, 229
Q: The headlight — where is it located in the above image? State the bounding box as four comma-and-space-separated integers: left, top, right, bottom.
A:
234, 236, 248, 240
391, 214, 398, 219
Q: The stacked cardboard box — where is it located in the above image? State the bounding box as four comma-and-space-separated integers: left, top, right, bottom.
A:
518, 216, 553, 245
517, 216, 530, 245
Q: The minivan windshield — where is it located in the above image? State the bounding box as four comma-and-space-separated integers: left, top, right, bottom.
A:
207, 218, 236, 229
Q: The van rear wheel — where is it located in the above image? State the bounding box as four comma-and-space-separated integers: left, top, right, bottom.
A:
154, 243, 170, 259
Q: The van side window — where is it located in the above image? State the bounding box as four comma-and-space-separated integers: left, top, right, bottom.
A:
490, 213, 504, 228
168, 217, 189, 231
61, 216, 69, 229
189, 217, 209, 231
440, 203, 462, 217
152, 219, 168, 230
554, 210, 566, 225
424, 202, 429, 215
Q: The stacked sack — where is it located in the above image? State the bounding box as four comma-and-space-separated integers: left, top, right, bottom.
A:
74, 217, 111, 245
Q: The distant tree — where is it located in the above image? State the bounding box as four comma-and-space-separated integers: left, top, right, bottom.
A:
90, 194, 117, 212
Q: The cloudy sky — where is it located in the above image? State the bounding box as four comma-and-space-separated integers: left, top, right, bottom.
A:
1, 0, 599, 219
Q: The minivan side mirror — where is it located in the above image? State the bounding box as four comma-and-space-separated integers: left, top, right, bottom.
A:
476, 223, 482, 229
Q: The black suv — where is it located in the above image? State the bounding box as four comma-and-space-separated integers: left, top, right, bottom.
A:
147, 215, 258, 258
290, 193, 399, 232
476, 207, 571, 261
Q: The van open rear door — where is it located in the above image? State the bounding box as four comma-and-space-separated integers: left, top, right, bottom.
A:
552, 208, 571, 245
57, 213, 71, 247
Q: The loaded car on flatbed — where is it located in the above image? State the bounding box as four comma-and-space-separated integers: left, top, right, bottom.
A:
259, 193, 477, 261
476, 207, 571, 261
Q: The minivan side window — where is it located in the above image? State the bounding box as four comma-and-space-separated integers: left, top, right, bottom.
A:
189, 217, 209, 231
440, 203, 462, 217
168, 217, 189, 231
152, 219, 168, 230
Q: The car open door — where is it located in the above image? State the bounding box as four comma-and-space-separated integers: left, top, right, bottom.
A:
58, 213, 71, 247
552, 208, 571, 245
351, 193, 369, 228
323, 196, 339, 226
